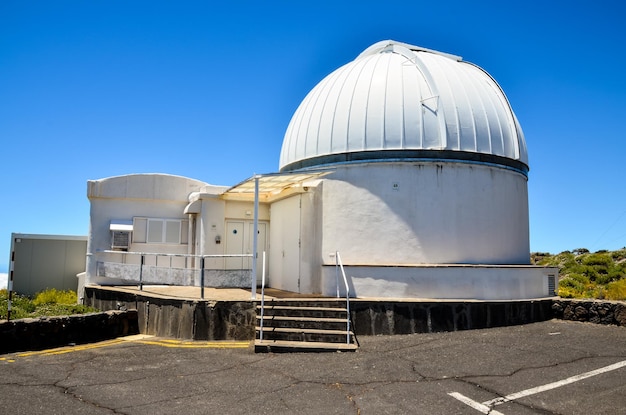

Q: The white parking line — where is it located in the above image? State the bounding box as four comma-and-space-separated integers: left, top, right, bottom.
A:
448, 392, 506, 415
449, 359, 626, 413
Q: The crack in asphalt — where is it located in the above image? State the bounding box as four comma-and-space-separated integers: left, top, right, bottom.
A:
4, 346, 276, 414
109, 353, 275, 412
98, 349, 624, 415
452, 377, 564, 415
444, 353, 625, 415
53, 354, 126, 414
4, 326, 624, 414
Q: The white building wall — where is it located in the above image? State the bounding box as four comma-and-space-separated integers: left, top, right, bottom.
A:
319, 162, 529, 267
85, 174, 207, 287
321, 265, 558, 300
198, 196, 226, 269
224, 200, 269, 221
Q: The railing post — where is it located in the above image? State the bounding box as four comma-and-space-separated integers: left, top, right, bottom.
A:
139, 254, 144, 291
169, 255, 172, 281
259, 251, 266, 341
200, 256, 205, 300
251, 175, 259, 300
336, 251, 351, 345
335, 251, 339, 298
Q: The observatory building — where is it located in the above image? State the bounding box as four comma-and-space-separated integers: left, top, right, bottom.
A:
84, 40, 556, 301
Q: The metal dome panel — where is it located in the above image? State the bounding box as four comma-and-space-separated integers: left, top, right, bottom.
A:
280, 40, 528, 173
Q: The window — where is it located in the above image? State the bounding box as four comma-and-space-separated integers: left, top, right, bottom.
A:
133, 218, 147, 243
147, 220, 164, 243
132, 217, 188, 245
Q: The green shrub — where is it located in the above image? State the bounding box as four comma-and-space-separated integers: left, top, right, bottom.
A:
0, 289, 36, 319
610, 249, 626, 261
559, 276, 585, 294
584, 286, 606, 300
1, 288, 97, 320
582, 253, 612, 268
608, 263, 626, 280
582, 265, 599, 281
568, 273, 589, 286
558, 285, 580, 298
32, 288, 77, 306
605, 279, 626, 301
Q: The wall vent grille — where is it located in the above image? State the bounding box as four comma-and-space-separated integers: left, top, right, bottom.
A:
111, 231, 130, 250
548, 275, 556, 296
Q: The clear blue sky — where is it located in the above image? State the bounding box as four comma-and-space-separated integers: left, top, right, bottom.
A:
1, 0, 625, 273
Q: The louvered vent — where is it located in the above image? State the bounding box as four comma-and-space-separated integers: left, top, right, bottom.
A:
111, 231, 130, 250
548, 275, 556, 296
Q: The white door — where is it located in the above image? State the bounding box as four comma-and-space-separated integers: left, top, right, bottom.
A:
269, 195, 301, 293
225, 221, 245, 269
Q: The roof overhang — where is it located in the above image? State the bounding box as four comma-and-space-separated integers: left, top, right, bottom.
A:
222, 171, 332, 202
110, 220, 133, 232
183, 199, 202, 214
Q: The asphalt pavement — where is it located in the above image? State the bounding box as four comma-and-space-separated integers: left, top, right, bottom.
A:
1, 319, 625, 414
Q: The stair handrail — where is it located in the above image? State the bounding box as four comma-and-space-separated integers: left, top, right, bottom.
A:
335, 251, 351, 345
259, 251, 267, 340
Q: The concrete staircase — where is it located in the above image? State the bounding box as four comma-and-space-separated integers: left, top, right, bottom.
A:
255, 299, 358, 353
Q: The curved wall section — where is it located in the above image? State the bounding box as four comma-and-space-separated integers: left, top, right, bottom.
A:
319, 162, 530, 266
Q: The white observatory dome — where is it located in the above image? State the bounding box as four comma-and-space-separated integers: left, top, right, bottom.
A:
280, 40, 528, 173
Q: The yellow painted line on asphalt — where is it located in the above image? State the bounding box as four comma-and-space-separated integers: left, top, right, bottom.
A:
14, 339, 126, 357
2, 336, 251, 360
135, 339, 251, 349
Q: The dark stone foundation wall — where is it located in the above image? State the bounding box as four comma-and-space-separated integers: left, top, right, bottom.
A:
350, 299, 555, 335
87, 289, 557, 338
0, 310, 139, 354
552, 299, 626, 326
85, 287, 256, 341
3, 291, 624, 355
85, 290, 625, 341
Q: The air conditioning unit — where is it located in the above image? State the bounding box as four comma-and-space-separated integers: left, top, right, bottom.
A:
110, 220, 133, 251
111, 231, 131, 250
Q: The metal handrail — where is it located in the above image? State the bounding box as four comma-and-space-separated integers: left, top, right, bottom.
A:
335, 251, 351, 345
97, 250, 252, 258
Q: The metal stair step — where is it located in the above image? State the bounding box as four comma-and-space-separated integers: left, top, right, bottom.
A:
256, 315, 348, 330
256, 325, 354, 343
257, 305, 348, 318
254, 339, 358, 353
255, 295, 357, 352
257, 305, 348, 312
261, 299, 349, 308
256, 326, 353, 336
257, 315, 347, 323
